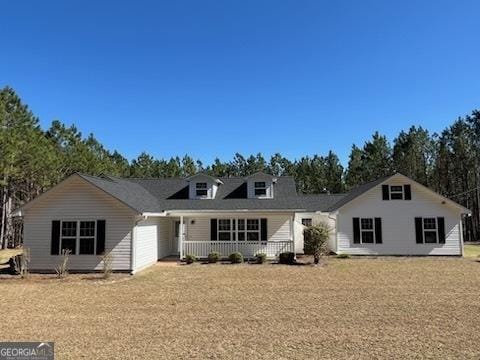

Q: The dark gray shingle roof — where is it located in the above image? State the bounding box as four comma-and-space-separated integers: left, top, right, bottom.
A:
77, 173, 347, 213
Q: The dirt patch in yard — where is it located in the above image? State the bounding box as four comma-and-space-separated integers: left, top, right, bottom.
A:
1, 258, 479, 359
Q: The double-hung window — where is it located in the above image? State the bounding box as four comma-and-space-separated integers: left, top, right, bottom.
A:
196, 182, 208, 197
360, 218, 375, 244
390, 185, 404, 200
215, 218, 264, 242
218, 219, 232, 241
254, 182, 267, 196
246, 219, 260, 240
238, 219, 245, 241
61, 221, 77, 254
236, 219, 261, 241
302, 218, 313, 227
423, 218, 437, 244
79, 221, 96, 254
60, 220, 96, 255
383, 184, 411, 200
415, 217, 445, 244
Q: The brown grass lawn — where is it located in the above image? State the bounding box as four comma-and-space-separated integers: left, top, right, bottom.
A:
1, 258, 480, 359
465, 243, 480, 258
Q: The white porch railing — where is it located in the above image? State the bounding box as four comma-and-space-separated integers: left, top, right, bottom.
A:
182, 241, 294, 259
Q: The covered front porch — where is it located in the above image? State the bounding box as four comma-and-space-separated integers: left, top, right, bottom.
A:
165, 211, 296, 260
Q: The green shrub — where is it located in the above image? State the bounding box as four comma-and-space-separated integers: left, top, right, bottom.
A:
185, 254, 197, 264
208, 252, 221, 263
255, 253, 267, 264
279, 252, 295, 265
303, 222, 331, 264
336, 253, 350, 259
229, 252, 243, 264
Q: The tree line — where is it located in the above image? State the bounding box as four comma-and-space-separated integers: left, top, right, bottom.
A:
1, 86, 479, 247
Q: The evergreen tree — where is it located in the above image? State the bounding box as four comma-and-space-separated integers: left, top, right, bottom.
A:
345, 145, 365, 189
393, 126, 435, 186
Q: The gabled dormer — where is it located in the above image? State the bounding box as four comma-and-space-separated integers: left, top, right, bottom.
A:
187, 173, 223, 199
245, 172, 277, 199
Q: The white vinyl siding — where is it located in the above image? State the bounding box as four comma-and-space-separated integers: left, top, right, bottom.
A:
337, 175, 462, 255
157, 217, 171, 259
23, 176, 136, 272
188, 174, 219, 199
134, 218, 158, 272
246, 174, 274, 199
184, 214, 292, 242
294, 213, 336, 254
133, 216, 174, 271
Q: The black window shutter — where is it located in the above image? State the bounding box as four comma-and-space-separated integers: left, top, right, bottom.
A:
96, 220, 106, 255
382, 185, 390, 200
51, 220, 60, 255
415, 217, 423, 244
437, 217, 446, 244
404, 185, 412, 200
210, 219, 217, 241
353, 218, 360, 244
261, 218, 268, 241
374, 218, 382, 244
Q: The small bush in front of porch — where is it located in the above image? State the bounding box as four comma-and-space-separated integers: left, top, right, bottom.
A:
185, 254, 197, 264
336, 253, 350, 259
208, 252, 221, 263
229, 252, 243, 264
279, 252, 295, 265
255, 253, 267, 264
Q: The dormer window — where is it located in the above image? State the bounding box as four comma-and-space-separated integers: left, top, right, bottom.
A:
195, 183, 208, 197
254, 182, 267, 196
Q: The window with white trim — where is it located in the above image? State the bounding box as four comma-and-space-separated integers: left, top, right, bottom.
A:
216, 219, 263, 242
254, 182, 267, 196
79, 221, 96, 254
195, 182, 208, 197
390, 185, 404, 200
423, 218, 438, 243
60, 220, 96, 255
360, 218, 375, 244
238, 219, 245, 241
61, 221, 77, 254
218, 219, 232, 241
302, 218, 313, 227
246, 219, 260, 240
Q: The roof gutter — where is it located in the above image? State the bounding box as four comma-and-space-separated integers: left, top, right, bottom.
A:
165, 209, 305, 216
141, 212, 168, 218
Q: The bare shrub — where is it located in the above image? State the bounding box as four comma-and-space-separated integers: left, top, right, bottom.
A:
101, 252, 114, 279
10, 248, 30, 278
55, 249, 71, 278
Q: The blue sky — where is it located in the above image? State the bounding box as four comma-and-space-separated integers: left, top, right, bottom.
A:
1, 1, 479, 166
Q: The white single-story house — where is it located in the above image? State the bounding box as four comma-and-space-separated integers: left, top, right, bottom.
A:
13, 171, 471, 273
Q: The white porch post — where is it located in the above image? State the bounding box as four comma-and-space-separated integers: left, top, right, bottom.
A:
179, 215, 184, 259
290, 215, 296, 257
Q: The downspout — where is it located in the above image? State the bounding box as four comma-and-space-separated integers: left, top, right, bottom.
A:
460, 213, 467, 257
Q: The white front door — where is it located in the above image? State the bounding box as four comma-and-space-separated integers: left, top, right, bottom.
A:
172, 220, 180, 255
